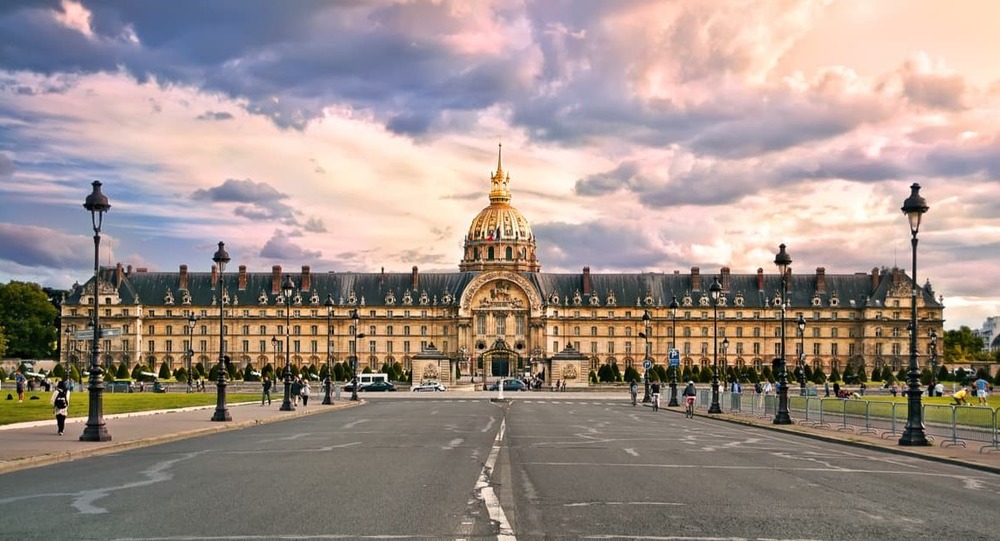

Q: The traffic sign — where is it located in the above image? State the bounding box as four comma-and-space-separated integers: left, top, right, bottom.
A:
74, 328, 122, 340
668, 348, 680, 367
643, 359, 652, 370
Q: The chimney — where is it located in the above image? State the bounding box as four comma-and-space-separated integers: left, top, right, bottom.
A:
757, 268, 764, 291
238, 265, 247, 290
272, 265, 282, 294
126, 264, 132, 275
871, 267, 880, 291
582, 266, 591, 295
211, 264, 218, 288
816, 267, 826, 294
380, 267, 385, 285
720, 267, 731, 291
691, 267, 701, 291
116, 262, 123, 285
411, 266, 419, 290
179, 264, 188, 290
301, 265, 311, 291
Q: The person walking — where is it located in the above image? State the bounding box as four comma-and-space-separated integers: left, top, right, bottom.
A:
300, 378, 311, 406
261, 376, 272, 406
650, 381, 661, 411
291, 377, 302, 406
973, 376, 990, 406
629, 379, 638, 406
50, 380, 70, 435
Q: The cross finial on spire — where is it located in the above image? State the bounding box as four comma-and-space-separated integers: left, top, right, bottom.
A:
497, 142, 503, 174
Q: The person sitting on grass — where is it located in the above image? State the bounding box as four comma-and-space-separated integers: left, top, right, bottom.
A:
952, 386, 969, 406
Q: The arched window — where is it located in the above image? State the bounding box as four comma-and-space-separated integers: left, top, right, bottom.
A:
488, 247, 495, 260
506, 247, 513, 260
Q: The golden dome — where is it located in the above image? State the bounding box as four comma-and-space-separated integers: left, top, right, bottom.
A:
460, 145, 540, 272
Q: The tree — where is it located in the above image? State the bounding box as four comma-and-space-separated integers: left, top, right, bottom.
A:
0, 281, 59, 359
158, 362, 171, 380
623, 366, 640, 383
829, 367, 841, 383
943, 326, 986, 363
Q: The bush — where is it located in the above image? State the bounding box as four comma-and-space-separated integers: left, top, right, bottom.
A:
623, 366, 640, 383
158, 362, 171, 380
699, 366, 713, 383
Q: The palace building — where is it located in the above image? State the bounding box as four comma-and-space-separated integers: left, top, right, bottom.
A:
60, 147, 945, 387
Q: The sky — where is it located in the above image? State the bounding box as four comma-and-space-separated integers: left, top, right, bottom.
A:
0, 0, 998, 331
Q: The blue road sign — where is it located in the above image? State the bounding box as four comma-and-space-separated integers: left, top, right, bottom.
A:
668, 348, 680, 367
643, 359, 652, 370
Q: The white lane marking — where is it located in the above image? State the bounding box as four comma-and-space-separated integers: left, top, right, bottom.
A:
564, 501, 684, 507
475, 417, 515, 540
482, 416, 496, 433
624, 448, 639, 457
343, 419, 368, 429
443, 438, 464, 450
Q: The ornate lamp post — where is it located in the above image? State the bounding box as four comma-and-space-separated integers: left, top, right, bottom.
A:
773, 243, 793, 425
323, 295, 335, 405
210, 242, 231, 422
797, 314, 807, 396
722, 337, 730, 388
187, 314, 197, 392
350, 308, 360, 401
668, 296, 680, 407
81, 181, 112, 442
280, 276, 296, 411
899, 183, 930, 446
639, 310, 652, 403
708, 277, 723, 414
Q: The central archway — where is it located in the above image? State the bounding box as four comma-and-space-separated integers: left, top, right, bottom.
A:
482, 338, 522, 378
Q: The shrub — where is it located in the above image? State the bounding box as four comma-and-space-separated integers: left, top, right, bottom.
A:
158, 362, 171, 380
623, 366, 640, 383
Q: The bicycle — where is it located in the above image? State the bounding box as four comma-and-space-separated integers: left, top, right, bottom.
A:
685, 395, 695, 418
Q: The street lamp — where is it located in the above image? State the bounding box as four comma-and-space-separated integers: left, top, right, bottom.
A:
639, 310, 652, 403
350, 308, 361, 401
708, 277, 723, 414
210, 241, 232, 422
323, 294, 335, 405
899, 183, 930, 446
797, 314, 807, 396
668, 296, 680, 407
280, 276, 296, 411
187, 314, 197, 392
773, 243, 793, 425
81, 180, 112, 442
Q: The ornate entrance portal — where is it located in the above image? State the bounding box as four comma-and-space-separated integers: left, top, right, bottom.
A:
482, 338, 521, 378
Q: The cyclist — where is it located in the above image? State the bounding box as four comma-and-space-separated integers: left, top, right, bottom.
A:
650, 381, 661, 411
683, 380, 697, 418
629, 379, 638, 407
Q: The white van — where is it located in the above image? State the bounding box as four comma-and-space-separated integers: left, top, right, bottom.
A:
358, 373, 389, 386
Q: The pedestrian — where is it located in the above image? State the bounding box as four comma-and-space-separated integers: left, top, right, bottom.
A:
291, 377, 302, 406
301, 378, 311, 406
973, 375, 990, 406
15, 369, 26, 403
859, 382, 867, 396
629, 379, 638, 406
50, 379, 70, 435
833, 381, 841, 398
261, 376, 272, 406
934, 381, 944, 397
824, 380, 830, 397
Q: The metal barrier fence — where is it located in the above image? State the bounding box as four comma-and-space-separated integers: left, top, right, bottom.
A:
690, 390, 1000, 453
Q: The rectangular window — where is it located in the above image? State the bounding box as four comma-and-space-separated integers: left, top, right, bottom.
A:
831, 343, 838, 356
590, 341, 597, 353
421, 325, 428, 336
553, 341, 559, 352
259, 340, 266, 353
736, 342, 744, 355
148, 340, 154, 353
311, 340, 317, 353
200, 340, 207, 352
243, 340, 249, 353
496, 316, 505, 335
608, 327, 615, 337
812, 327, 820, 338
683, 342, 691, 355
591, 326, 598, 336
294, 340, 300, 353
736, 327, 743, 337
753, 342, 760, 355
701, 342, 708, 355
311, 325, 318, 335
404, 341, 411, 353
607, 341, 614, 354
516, 315, 525, 335
849, 343, 855, 356
387, 341, 393, 354
387, 325, 394, 336
369, 340, 376, 353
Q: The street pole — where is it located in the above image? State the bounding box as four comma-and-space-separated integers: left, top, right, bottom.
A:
640, 311, 651, 403
280, 276, 296, 411
187, 314, 197, 392
323, 295, 334, 405
708, 277, 722, 414
80, 180, 111, 442
899, 183, 930, 446
350, 308, 360, 401
668, 296, 680, 407
798, 314, 806, 396
773, 243, 793, 425
210, 241, 231, 422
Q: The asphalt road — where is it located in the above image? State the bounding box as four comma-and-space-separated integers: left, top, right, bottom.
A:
2, 397, 999, 540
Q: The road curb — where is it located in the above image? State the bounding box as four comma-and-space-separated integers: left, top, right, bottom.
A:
680, 409, 1000, 476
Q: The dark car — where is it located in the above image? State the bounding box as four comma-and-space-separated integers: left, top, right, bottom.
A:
359, 380, 397, 392
488, 379, 527, 392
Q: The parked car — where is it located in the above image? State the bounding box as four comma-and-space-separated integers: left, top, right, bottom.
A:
359, 380, 397, 392
488, 379, 527, 392
412, 380, 446, 392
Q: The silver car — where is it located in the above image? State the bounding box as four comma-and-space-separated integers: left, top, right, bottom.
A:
412, 380, 446, 392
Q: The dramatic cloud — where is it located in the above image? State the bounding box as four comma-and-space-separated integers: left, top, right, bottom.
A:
192, 178, 297, 224
260, 230, 321, 261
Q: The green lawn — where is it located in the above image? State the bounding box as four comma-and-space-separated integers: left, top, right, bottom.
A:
0, 390, 260, 426
788, 394, 999, 427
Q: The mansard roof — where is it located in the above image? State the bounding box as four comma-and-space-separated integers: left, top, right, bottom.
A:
66, 264, 942, 312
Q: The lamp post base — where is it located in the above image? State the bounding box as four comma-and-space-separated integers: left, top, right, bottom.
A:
211, 373, 231, 422
280, 377, 296, 411
668, 380, 679, 407
322, 377, 333, 405
80, 368, 111, 442
708, 379, 722, 414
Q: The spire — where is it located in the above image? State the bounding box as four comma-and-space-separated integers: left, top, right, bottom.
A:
489, 142, 511, 205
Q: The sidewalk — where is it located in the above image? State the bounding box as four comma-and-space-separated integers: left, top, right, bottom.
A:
687, 407, 1000, 475
0, 400, 359, 474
